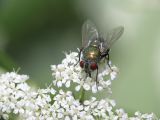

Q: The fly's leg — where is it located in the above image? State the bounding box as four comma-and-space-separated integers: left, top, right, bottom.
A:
89, 68, 99, 90
89, 72, 91, 78
106, 54, 113, 71
85, 73, 88, 80
75, 48, 83, 66
100, 51, 113, 72
84, 71, 90, 80
96, 66, 99, 90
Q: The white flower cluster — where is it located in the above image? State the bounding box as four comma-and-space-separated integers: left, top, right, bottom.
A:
0, 72, 30, 119
51, 90, 115, 120
51, 52, 118, 93
0, 52, 158, 120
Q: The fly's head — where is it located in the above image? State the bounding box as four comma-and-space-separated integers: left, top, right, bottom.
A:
80, 60, 98, 73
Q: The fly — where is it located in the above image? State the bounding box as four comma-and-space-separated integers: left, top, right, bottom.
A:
77, 20, 124, 84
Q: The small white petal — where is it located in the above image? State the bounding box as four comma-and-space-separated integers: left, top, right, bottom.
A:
110, 100, 116, 107
65, 81, 71, 88
98, 86, 103, 91
72, 115, 78, 120
16, 83, 30, 91
84, 100, 90, 105
58, 113, 63, 118
62, 78, 67, 84
57, 64, 65, 71
75, 85, 81, 91
110, 71, 117, 80
57, 81, 62, 87
105, 80, 111, 86
107, 106, 112, 112
50, 88, 56, 94
59, 89, 64, 95
51, 65, 56, 71
83, 83, 90, 91
92, 85, 97, 93
65, 116, 70, 120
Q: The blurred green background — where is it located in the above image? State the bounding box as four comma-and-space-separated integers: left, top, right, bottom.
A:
0, 0, 160, 117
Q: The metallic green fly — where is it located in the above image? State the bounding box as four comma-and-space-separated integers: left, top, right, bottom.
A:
77, 20, 124, 84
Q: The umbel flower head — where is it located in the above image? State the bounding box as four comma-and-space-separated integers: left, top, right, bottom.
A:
51, 52, 118, 93
0, 52, 158, 120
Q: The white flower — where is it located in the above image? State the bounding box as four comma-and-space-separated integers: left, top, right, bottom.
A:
16, 83, 30, 91
51, 52, 119, 93
116, 109, 128, 119
62, 52, 78, 65
133, 111, 156, 120
110, 71, 117, 80
0, 52, 158, 120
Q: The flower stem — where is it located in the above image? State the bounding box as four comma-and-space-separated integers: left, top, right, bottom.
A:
79, 88, 85, 103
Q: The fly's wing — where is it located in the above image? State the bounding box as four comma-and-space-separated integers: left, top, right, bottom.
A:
104, 26, 124, 49
82, 20, 99, 48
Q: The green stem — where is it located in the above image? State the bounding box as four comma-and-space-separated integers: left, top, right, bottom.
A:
79, 88, 85, 103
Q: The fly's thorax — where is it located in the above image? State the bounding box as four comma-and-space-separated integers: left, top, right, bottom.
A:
82, 46, 101, 61
89, 39, 101, 47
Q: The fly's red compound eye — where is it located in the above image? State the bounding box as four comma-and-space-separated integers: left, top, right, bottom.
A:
80, 61, 84, 68
90, 63, 97, 70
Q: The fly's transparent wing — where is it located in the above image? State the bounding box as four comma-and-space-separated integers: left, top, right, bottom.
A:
105, 26, 124, 49
82, 20, 99, 48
